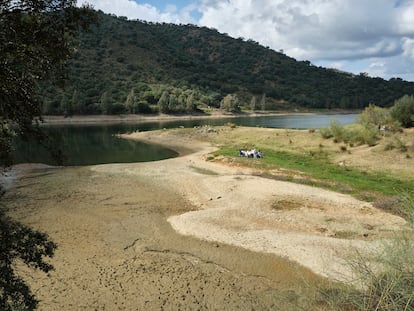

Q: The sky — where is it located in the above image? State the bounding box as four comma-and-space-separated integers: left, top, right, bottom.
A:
82, 0, 414, 81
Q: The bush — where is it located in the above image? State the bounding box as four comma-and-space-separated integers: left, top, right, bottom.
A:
136, 101, 153, 113
322, 122, 379, 146
384, 137, 408, 152
319, 127, 333, 139
351, 125, 379, 146
358, 104, 392, 127
316, 190, 414, 311
220, 94, 241, 113
329, 120, 346, 143
108, 103, 126, 114
395, 190, 414, 225
317, 235, 414, 311
390, 95, 414, 128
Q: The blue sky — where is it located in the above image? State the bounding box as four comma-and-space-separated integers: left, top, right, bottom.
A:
141, 0, 193, 10
84, 0, 414, 81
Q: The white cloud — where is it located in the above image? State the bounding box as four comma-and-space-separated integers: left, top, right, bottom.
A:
402, 37, 414, 59
82, 0, 414, 81
84, 0, 197, 24
197, 0, 414, 80
396, 1, 414, 34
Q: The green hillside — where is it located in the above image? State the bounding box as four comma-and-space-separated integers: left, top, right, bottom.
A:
40, 10, 414, 115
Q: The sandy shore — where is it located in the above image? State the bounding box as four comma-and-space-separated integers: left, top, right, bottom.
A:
40, 110, 329, 125
119, 129, 408, 280
3, 126, 410, 310
41, 112, 262, 125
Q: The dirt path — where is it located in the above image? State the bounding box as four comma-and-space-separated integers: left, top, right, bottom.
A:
3, 127, 410, 310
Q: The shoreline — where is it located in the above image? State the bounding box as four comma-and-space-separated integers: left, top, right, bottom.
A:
120, 128, 409, 281
3, 125, 411, 309
41, 109, 360, 125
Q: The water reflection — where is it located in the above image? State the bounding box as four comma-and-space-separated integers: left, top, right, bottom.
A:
14, 125, 178, 166
14, 114, 358, 166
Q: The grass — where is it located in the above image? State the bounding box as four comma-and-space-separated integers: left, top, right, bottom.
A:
316, 234, 414, 311
214, 146, 414, 200
207, 125, 414, 310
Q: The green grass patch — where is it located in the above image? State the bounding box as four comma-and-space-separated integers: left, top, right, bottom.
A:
215, 146, 414, 199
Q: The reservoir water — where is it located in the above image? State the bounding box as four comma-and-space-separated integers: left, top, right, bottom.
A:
15, 113, 358, 166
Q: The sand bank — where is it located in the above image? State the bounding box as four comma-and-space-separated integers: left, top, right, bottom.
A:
3, 126, 410, 310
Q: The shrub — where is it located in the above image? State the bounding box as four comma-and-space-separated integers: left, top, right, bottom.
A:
320, 122, 380, 146
317, 235, 414, 311
390, 95, 414, 128
384, 137, 408, 152
136, 101, 153, 113
220, 94, 241, 112
319, 127, 333, 139
395, 190, 414, 225
384, 141, 396, 151
358, 104, 392, 127
394, 137, 408, 152
329, 120, 345, 143
352, 125, 379, 146
316, 190, 414, 311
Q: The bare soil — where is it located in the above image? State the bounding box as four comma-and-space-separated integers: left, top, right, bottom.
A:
3, 126, 412, 310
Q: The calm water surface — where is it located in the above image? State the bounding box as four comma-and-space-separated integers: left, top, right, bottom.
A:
15, 114, 358, 166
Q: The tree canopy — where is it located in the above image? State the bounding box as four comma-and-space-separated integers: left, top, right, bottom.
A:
39, 11, 414, 115
0, 1, 96, 309
390, 95, 414, 128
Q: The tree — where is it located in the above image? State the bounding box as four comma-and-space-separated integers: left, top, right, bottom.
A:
168, 94, 178, 112
0, 210, 57, 310
186, 92, 196, 112
60, 93, 72, 117
357, 104, 392, 127
125, 89, 136, 114
136, 100, 152, 113
390, 95, 414, 128
0, 1, 96, 309
260, 93, 266, 111
250, 95, 258, 111
220, 94, 241, 112
158, 90, 169, 113
100, 91, 112, 114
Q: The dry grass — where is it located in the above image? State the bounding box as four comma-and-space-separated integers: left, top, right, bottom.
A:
203, 126, 414, 181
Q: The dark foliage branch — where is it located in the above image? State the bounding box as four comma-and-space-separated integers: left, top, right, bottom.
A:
0, 209, 57, 310
0, 1, 96, 310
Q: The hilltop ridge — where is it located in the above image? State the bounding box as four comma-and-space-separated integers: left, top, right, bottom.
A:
40, 10, 414, 115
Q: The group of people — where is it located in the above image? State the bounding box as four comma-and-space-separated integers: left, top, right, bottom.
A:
238, 148, 264, 158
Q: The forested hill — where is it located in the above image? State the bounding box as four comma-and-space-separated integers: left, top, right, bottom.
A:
41, 10, 414, 115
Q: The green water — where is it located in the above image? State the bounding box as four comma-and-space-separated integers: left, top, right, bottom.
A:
14, 124, 178, 166
14, 114, 358, 166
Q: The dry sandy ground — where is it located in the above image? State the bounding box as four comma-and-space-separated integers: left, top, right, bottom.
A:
3, 127, 411, 310
119, 129, 409, 280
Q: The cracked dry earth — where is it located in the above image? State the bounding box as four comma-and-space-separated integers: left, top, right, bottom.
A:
7, 165, 319, 310
4, 128, 411, 310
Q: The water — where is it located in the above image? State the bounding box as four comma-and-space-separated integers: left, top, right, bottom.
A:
226, 114, 357, 129
14, 124, 179, 166
14, 114, 358, 166
127, 113, 358, 130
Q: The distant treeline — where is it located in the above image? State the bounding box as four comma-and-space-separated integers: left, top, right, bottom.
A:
39, 10, 414, 115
